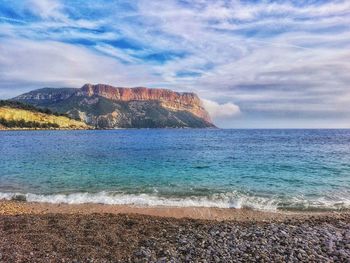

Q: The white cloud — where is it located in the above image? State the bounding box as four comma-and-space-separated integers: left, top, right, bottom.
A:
202, 99, 240, 119
1, 0, 350, 127
94, 43, 141, 63
28, 0, 65, 20
0, 38, 160, 96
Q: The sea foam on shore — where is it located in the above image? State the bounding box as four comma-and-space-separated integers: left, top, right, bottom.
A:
1, 191, 349, 212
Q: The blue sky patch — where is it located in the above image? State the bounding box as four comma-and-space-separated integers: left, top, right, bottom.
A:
176, 71, 202, 78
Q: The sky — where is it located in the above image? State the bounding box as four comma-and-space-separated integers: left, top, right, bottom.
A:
0, 0, 349, 128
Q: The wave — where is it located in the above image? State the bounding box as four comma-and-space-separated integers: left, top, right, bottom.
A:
0, 191, 349, 212
279, 195, 350, 211
0, 191, 278, 211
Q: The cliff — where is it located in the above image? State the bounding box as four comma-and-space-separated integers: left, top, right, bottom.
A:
78, 84, 212, 123
13, 84, 216, 129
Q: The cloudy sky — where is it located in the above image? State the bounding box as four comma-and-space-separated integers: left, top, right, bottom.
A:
0, 0, 349, 128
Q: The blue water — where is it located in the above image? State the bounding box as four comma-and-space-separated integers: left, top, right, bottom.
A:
1, 129, 350, 211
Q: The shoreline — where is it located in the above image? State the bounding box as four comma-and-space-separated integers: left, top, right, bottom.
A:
0, 127, 218, 130
0, 127, 93, 131
0, 200, 348, 221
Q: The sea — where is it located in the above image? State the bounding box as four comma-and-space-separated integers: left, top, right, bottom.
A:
1, 129, 350, 212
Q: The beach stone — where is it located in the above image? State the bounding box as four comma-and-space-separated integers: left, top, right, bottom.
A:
0, 212, 350, 262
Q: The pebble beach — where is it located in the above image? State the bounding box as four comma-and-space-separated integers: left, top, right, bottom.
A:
0, 201, 349, 262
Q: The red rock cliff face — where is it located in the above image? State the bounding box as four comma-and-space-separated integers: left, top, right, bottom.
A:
77, 84, 212, 123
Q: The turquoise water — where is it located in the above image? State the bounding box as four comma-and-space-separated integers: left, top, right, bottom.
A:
1, 129, 350, 211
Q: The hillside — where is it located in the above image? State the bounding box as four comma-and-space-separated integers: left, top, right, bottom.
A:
13, 84, 216, 129
0, 100, 89, 130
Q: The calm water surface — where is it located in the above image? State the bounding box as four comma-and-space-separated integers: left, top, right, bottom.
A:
1, 129, 350, 211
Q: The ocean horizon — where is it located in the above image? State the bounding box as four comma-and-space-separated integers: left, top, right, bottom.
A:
1, 129, 349, 212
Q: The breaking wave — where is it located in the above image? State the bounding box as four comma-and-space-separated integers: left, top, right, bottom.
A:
1, 191, 350, 212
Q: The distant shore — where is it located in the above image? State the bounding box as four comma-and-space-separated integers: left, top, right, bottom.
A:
0, 127, 216, 130
0, 127, 92, 131
0, 200, 349, 262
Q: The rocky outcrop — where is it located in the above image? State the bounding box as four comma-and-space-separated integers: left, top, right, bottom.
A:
77, 84, 212, 123
13, 84, 216, 129
14, 88, 76, 103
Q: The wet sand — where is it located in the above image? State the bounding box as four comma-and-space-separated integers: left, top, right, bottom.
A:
0, 200, 347, 221
0, 200, 349, 262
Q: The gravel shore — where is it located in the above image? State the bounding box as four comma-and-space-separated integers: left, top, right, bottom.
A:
0, 210, 349, 262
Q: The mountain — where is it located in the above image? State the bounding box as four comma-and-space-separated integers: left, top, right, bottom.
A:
0, 100, 89, 130
13, 84, 216, 129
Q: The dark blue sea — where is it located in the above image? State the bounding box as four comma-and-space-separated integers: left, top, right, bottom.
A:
1, 129, 350, 211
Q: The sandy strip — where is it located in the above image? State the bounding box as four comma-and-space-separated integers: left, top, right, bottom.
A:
0, 200, 347, 221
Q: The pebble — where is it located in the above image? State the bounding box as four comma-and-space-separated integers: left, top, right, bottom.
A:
1, 212, 350, 262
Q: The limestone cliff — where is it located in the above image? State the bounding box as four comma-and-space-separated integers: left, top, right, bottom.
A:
13, 84, 216, 129
77, 84, 212, 123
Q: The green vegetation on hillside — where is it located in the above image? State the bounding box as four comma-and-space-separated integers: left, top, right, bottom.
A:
0, 100, 72, 118
0, 100, 90, 129
0, 117, 59, 129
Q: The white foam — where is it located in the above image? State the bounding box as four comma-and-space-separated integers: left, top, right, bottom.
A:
1, 191, 349, 212
283, 194, 350, 211
0, 191, 278, 211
